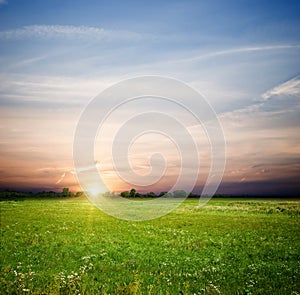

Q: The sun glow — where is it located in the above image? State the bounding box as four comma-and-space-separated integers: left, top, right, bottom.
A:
89, 186, 101, 197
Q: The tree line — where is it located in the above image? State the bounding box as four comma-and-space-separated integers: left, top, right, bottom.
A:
0, 188, 84, 201
1, 187, 262, 201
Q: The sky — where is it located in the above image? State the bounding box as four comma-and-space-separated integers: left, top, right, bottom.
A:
0, 0, 299, 196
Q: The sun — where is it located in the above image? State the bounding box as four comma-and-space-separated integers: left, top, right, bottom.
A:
89, 186, 101, 197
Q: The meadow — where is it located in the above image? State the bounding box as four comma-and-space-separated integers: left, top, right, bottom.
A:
1, 196, 299, 294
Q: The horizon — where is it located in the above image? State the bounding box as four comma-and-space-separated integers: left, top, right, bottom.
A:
1, 0, 300, 197
1, 187, 300, 198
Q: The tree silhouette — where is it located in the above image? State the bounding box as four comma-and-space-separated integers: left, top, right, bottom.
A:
129, 188, 136, 198
120, 191, 129, 198
62, 188, 71, 197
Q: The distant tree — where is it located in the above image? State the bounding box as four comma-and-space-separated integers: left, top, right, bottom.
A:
159, 191, 168, 197
146, 192, 157, 198
75, 191, 84, 198
188, 192, 199, 198
120, 191, 129, 198
103, 191, 116, 198
62, 188, 71, 197
135, 192, 142, 198
129, 188, 136, 198
173, 190, 187, 198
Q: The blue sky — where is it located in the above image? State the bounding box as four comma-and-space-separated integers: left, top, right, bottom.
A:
0, 0, 299, 195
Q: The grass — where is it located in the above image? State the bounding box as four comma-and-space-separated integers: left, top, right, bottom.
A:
0, 197, 299, 294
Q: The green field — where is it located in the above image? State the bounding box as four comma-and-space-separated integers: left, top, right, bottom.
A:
1, 197, 299, 294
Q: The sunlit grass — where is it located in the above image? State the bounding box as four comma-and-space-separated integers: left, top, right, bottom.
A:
1, 197, 299, 294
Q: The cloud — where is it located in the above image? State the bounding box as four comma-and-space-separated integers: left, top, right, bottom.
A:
217, 75, 300, 191
205, 44, 300, 58
75, 162, 101, 174
0, 73, 112, 106
0, 25, 143, 42
0, 0, 7, 6
171, 44, 300, 64
11, 55, 48, 68
55, 172, 66, 184
262, 75, 300, 100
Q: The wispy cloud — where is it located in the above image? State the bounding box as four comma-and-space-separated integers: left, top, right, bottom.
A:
0, 0, 7, 6
11, 55, 48, 68
0, 73, 112, 105
0, 25, 143, 41
172, 44, 300, 64
55, 172, 66, 184
204, 44, 300, 58
75, 162, 101, 174
262, 75, 300, 100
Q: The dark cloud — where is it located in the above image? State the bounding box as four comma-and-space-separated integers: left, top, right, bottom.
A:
216, 178, 300, 197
